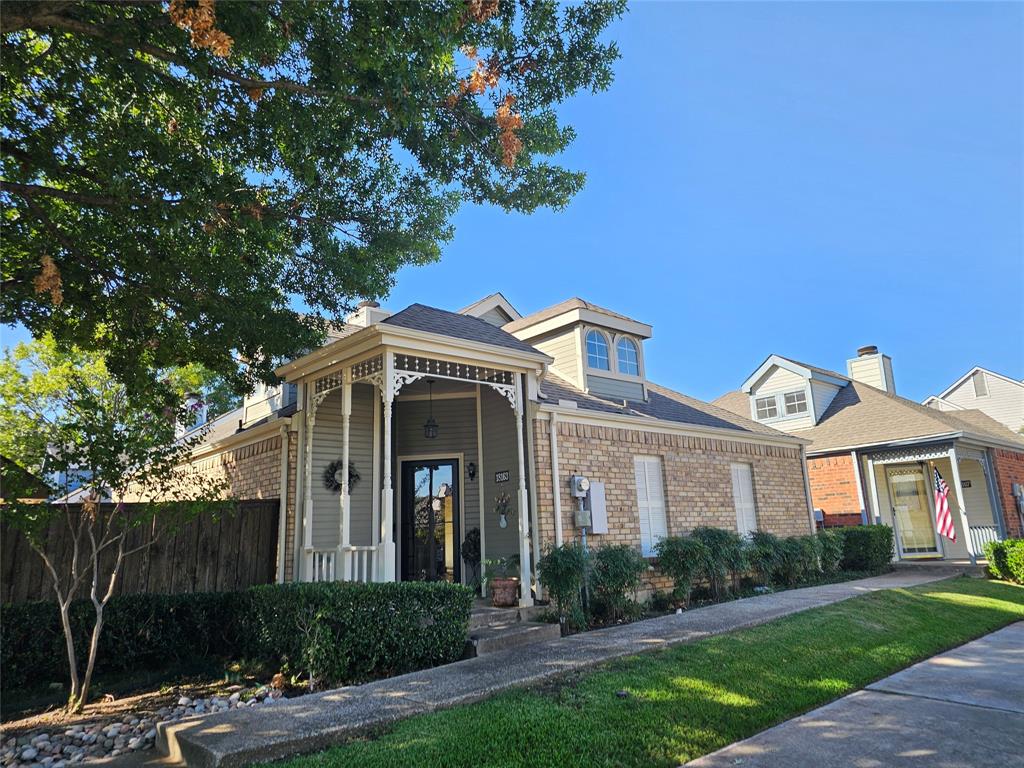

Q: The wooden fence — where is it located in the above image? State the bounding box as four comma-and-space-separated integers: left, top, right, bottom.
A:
1, 500, 279, 604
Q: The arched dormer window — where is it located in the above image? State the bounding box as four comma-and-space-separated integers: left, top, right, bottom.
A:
585, 330, 610, 370
617, 337, 640, 376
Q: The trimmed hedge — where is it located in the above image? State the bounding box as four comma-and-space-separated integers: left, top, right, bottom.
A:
836, 525, 894, 573
984, 539, 1024, 584
1, 581, 472, 692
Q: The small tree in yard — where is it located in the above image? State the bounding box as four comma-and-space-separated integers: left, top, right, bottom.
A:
0, 335, 227, 712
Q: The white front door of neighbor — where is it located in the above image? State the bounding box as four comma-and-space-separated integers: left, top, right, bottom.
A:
886, 466, 940, 557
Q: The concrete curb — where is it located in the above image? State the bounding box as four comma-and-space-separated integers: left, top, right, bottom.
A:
150, 570, 954, 767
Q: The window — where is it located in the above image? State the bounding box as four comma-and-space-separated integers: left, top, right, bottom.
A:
731, 463, 758, 536
616, 337, 640, 376
634, 456, 667, 556
755, 396, 778, 420
783, 390, 808, 415
586, 330, 610, 370
972, 371, 988, 397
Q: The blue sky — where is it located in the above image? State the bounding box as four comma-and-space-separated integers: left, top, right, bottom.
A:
386, 0, 1023, 403
4, 2, 1020, 404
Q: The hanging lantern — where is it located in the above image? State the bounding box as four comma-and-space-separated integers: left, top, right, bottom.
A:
423, 379, 438, 439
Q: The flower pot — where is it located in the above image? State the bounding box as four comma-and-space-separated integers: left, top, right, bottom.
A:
490, 577, 520, 607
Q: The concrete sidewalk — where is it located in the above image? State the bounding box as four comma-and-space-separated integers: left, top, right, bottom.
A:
146, 569, 954, 768
686, 621, 1024, 768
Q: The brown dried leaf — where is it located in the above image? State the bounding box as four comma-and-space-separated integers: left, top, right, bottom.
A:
33, 255, 63, 306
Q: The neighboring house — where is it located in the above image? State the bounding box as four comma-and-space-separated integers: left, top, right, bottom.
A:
923, 367, 1024, 433
175, 293, 814, 604
715, 347, 1024, 563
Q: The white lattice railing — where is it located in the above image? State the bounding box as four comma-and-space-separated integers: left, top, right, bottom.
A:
342, 546, 376, 583
310, 550, 336, 582
969, 525, 1001, 555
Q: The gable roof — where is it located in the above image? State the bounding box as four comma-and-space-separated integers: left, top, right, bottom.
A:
717, 380, 1024, 454
542, 375, 792, 439
741, 354, 849, 393
382, 303, 541, 356
458, 292, 521, 322
503, 297, 649, 336
935, 366, 1024, 400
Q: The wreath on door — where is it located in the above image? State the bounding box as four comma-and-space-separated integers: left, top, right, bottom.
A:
322, 460, 360, 493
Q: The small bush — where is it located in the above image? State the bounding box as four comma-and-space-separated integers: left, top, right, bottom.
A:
691, 527, 746, 599
838, 525, 894, 573
590, 545, 647, 623
816, 529, 844, 576
654, 536, 707, 607
537, 543, 588, 633
985, 539, 1024, 584
746, 531, 782, 586
1, 581, 472, 692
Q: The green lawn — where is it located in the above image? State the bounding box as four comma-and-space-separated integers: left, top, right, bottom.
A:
282, 578, 1024, 768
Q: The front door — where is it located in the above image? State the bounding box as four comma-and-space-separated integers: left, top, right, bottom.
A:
886, 466, 940, 557
400, 460, 460, 582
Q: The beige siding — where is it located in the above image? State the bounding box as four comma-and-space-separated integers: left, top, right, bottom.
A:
533, 330, 581, 388
750, 366, 815, 431
752, 366, 806, 394
847, 355, 894, 393
810, 380, 841, 421
586, 374, 645, 402
943, 373, 1024, 432
478, 306, 512, 327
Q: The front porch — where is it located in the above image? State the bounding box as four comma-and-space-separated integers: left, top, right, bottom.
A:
862, 442, 1007, 563
292, 346, 544, 605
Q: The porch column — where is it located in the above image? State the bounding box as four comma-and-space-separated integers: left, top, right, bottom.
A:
514, 375, 533, 607
302, 389, 317, 579
947, 447, 976, 564
981, 450, 1007, 539
379, 353, 396, 582
339, 374, 352, 579
866, 457, 882, 526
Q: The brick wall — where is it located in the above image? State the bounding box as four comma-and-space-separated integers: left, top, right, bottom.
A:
532, 417, 812, 590
993, 448, 1024, 538
806, 453, 864, 527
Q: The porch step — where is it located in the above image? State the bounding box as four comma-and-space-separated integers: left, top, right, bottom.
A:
469, 606, 522, 631
467, 621, 562, 657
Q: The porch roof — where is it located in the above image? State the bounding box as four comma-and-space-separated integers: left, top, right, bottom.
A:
381, 304, 540, 355
797, 381, 1024, 455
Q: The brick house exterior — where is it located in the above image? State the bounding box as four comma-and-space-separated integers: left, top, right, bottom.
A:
993, 449, 1024, 539
805, 455, 865, 528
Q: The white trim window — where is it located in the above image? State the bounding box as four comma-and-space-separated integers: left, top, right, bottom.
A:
972, 371, 988, 397
586, 330, 610, 370
783, 390, 808, 415
634, 455, 667, 556
616, 337, 640, 376
755, 396, 778, 420
731, 462, 757, 536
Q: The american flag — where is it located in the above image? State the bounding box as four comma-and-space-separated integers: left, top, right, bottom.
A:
933, 468, 956, 542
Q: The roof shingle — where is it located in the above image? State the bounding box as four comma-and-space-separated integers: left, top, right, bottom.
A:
383, 303, 542, 356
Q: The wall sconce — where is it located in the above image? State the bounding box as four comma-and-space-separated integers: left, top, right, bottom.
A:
423, 379, 438, 439
467, 462, 477, 481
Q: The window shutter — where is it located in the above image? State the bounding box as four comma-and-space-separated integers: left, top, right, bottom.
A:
731, 463, 757, 536
635, 456, 667, 556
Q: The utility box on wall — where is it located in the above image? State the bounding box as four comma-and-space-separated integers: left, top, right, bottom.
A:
587, 481, 608, 534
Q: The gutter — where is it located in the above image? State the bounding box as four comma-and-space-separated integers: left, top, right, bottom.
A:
806, 430, 1024, 458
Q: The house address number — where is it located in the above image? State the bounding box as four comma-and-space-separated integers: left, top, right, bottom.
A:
494, 470, 510, 483
961, 479, 971, 489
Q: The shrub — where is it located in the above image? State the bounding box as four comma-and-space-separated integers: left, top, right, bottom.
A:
590, 545, 647, 622
838, 525, 894, 573
654, 536, 707, 607
816, 529, 844, 576
536, 543, 588, 633
746, 531, 783, 586
985, 539, 1024, 584
691, 527, 746, 598
1, 581, 472, 692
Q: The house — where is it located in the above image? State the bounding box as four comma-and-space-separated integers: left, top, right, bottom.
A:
923, 367, 1024, 433
178, 294, 814, 604
715, 347, 1024, 563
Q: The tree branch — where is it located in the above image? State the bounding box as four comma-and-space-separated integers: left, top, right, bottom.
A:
1, 180, 180, 208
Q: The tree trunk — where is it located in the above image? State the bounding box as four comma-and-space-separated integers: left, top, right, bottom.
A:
75, 608, 105, 713
57, 599, 81, 708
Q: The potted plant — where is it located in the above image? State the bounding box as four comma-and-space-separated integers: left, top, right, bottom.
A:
461, 528, 482, 593
485, 554, 520, 607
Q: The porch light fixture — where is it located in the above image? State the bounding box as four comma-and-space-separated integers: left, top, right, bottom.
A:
467, 461, 477, 481
423, 379, 439, 439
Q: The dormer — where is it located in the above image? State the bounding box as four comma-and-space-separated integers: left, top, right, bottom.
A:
504, 298, 652, 401
742, 355, 849, 431
459, 292, 522, 327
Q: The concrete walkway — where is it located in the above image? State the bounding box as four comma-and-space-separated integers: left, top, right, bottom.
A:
145, 569, 956, 768
687, 621, 1024, 768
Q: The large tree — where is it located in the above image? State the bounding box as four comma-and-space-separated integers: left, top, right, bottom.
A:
1, 0, 625, 397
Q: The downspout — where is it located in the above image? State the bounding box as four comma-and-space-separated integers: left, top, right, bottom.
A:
549, 411, 563, 546
294, 383, 307, 581
800, 445, 816, 533
276, 422, 289, 583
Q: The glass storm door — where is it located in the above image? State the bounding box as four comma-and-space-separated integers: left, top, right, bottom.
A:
401, 460, 460, 582
886, 467, 939, 556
